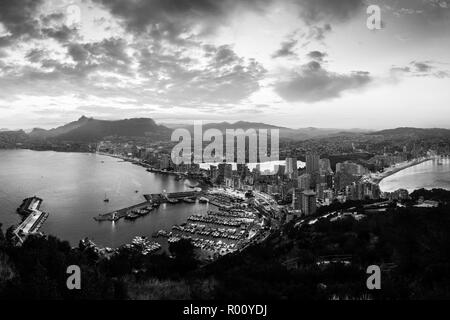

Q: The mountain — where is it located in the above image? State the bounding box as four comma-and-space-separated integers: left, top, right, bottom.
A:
369, 127, 450, 139
169, 121, 369, 140
0, 128, 10, 132
28, 116, 171, 142
29, 116, 92, 139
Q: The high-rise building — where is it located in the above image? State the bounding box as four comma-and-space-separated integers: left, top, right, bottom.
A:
276, 165, 285, 177
316, 182, 327, 199
285, 157, 298, 180
210, 165, 218, 182
301, 190, 317, 216
306, 153, 320, 175
224, 163, 232, 179
298, 173, 311, 191
217, 163, 232, 184
159, 154, 171, 170
292, 188, 303, 210
319, 158, 332, 174
306, 153, 320, 186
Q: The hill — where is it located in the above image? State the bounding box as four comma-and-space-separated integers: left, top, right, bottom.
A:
0, 130, 29, 148
29, 116, 92, 139
28, 116, 171, 142
369, 127, 450, 139
169, 121, 369, 141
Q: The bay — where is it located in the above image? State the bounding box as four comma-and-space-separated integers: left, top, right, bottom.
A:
379, 157, 450, 193
0, 149, 209, 247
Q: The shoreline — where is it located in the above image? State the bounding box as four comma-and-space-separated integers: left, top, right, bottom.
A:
371, 157, 434, 185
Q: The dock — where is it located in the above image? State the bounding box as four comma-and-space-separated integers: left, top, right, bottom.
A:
13, 197, 49, 244
94, 201, 150, 222
143, 190, 203, 202
94, 191, 203, 222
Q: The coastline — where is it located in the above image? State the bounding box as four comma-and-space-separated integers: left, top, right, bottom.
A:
370, 157, 434, 185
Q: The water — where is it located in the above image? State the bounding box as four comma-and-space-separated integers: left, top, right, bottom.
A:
0, 149, 211, 247
379, 157, 450, 193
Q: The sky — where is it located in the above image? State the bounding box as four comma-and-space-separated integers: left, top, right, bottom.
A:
0, 0, 449, 130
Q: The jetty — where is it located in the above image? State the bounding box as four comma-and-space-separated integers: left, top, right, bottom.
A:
143, 190, 202, 202
94, 201, 149, 222
95, 191, 203, 222
13, 197, 49, 245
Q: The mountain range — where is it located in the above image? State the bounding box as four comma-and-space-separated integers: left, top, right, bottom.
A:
369, 127, 450, 139
2, 117, 450, 144
164, 121, 371, 140
21, 117, 372, 142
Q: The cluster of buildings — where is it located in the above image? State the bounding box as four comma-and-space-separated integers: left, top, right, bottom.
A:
202, 154, 383, 218
98, 139, 438, 221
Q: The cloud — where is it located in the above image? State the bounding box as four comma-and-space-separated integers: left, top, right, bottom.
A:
307, 50, 327, 61
275, 61, 372, 102
67, 43, 89, 63
92, 0, 270, 39
293, 0, 365, 24
0, 0, 44, 41
41, 25, 78, 43
390, 60, 450, 78
25, 48, 47, 63
298, 24, 332, 47
272, 39, 298, 58
412, 61, 433, 72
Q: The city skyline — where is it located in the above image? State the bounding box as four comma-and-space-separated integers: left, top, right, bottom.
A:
0, 0, 449, 130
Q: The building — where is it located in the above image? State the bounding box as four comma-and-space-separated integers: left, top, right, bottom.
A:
306, 153, 320, 186
316, 182, 327, 199
276, 164, 285, 177
319, 158, 332, 174
336, 161, 368, 175
301, 190, 317, 216
323, 189, 334, 205
159, 154, 171, 170
210, 165, 219, 182
297, 173, 311, 191
285, 157, 298, 180
292, 188, 303, 210
306, 153, 320, 175
217, 163, 233, 184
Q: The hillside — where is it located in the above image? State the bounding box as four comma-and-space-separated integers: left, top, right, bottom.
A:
29, 116, 92, 139
369, 127, 450, 139
169, 121, 369, 141
0, 130, 28, 148
28, 117, 171, 142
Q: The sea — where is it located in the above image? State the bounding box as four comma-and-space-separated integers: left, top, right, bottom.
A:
0, 149, 210, 247
379, 157, 450, 193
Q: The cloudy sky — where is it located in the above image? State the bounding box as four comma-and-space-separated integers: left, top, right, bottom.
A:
0, 0, 449, 130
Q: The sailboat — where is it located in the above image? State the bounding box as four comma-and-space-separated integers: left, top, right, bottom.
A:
104, 193, 110, 203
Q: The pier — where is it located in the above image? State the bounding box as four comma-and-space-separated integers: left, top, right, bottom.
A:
95, 191, 203, 222
143, 190, 203, 202
94, 201, 150, 222
13, 197, 49, 245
